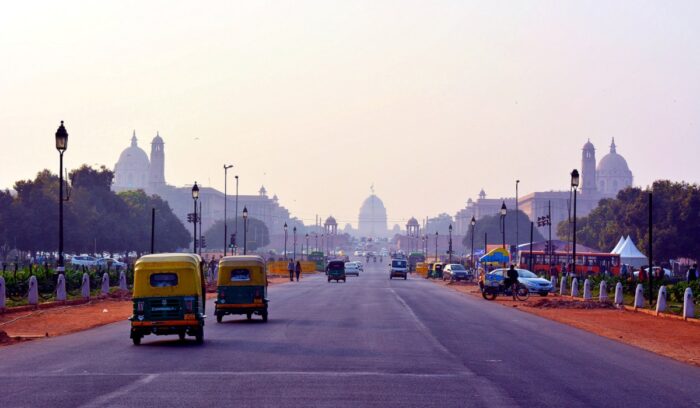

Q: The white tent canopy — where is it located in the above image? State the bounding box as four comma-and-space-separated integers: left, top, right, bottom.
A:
617, 236, 648, 267
610, 236, 626, 254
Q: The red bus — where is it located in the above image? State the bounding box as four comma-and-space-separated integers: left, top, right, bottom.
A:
518, 250, 621, 276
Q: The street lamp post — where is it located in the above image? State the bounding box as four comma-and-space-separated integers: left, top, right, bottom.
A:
315, 233, 318, 252
434, 231, 439, 263
191, 182, 200, 253
55, 121, 68, 274
223, 164, 233, 256
284, 223, 288, 260
516, 179, 520, 260
500, 201, 507, 268
448, 224, 453, 264
321, 234, 325, 257
242, 206, 248, 255
470, 216, 476, 270
305, 233, 309, 261
293, 226, 297, 262
234, 175, 239, 254
570, 169, 580, 277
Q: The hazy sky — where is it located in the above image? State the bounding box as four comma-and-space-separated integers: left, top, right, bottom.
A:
2, 1, 699, 228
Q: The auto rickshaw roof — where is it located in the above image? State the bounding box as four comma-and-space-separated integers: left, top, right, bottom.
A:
219, 255, 266, 268
135, 253, 201, 268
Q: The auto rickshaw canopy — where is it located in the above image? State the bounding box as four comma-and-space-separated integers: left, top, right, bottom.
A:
133, 253, 203, 298
218, 255, 267, 286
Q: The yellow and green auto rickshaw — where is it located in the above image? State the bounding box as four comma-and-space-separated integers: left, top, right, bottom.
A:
129, 253, 205, 345
215, 255, 268, 323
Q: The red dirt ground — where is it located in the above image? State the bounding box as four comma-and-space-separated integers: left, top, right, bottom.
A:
433, 279, 700, 367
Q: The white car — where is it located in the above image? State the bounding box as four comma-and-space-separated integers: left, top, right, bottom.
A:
345, 262, 360, 276
96, 258, 127, 269
70, 255, 98, 267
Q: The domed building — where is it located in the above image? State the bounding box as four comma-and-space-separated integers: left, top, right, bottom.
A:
596, 138, 633, 198
113, 131, 152, 191
358, 192, 388, 238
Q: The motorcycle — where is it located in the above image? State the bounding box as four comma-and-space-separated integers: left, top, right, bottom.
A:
479, 280, 529, 301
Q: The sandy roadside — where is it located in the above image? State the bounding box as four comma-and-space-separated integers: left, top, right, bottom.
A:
431, 279, 700, 367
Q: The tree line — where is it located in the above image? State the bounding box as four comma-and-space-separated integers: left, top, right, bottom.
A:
557, 180, 700, 262
0, 165, 190, 259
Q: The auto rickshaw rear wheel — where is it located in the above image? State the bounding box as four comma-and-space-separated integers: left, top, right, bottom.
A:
216, 313, 223, 323
262, 312, 268, 322
246, 313, 252, 320
132, 335, 141, 346
178, 332, 186, 341
195, 328, 204, 344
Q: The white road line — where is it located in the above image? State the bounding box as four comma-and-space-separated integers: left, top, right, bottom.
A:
1, 371, 470, 379
77, 373, 158, 408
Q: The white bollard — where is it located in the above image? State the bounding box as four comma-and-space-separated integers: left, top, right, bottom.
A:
81, 273, 91, 299
119, 271, 127, 290
683, 287, 694, 319
550, 275, 558, 291
614, 282, 623, 305
28, 276, 39, 305
101, 273, 110, 295
559, 277, 567, 296
656, 286, 667, 314
56, 274, 66, 301
599, 281, 608, 302
571, 278, 579, 297
0, 276, 5, 309
583, 279, 592, 300
634, 284, 644, 308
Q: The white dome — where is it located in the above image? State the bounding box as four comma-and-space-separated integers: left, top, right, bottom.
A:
358, 194, 388, 238
113, 132, 150, 190
596, 138, 633, 197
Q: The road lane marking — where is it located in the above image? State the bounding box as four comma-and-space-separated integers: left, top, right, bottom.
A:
0, 371, 472, 379
77, 373, 157, 408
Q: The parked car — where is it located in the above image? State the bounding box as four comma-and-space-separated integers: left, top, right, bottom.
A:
635, 267, 671, 279
96, 258, 127, 269
442, 264, 472, 282
345, 262, 361, 276
486, 268, 553, 296
70, 255, 98, 267
355, 261, 364, 271
390, 259, 408, 280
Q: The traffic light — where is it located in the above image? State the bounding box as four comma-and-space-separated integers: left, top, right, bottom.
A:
187, 213, 193, 223
230, 233, 236, 247
201, 237, 207, 248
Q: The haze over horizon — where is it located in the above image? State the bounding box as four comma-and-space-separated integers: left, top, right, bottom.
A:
2, 1, 699, 228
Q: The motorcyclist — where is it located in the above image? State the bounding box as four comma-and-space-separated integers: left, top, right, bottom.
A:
503, 264, 519, 297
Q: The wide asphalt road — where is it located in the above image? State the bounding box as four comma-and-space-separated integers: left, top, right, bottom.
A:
1, 258, 700, 407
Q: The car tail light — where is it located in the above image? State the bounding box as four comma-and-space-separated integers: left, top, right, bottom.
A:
137, 301, 144, 312
185, 300, 193, 312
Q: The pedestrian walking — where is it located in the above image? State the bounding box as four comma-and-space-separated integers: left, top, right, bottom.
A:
688, 263, 698, 283
295, 261, 302, 282
288, 259, 294, 282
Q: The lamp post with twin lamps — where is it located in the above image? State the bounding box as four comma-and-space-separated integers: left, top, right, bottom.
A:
448, 224, 453, 264
293, 226, 297, 262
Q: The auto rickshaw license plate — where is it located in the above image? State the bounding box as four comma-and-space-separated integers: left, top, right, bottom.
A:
184, 313, 196, 320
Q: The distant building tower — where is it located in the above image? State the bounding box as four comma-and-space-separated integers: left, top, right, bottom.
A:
259, 185, 268, 197
581, 139, 597, 196
148, 132, 166, 190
